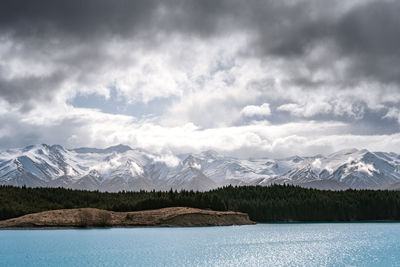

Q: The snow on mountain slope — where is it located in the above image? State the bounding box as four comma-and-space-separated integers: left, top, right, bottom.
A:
0, 144, 400, 191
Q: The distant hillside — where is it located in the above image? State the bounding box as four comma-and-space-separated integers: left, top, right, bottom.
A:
1, 185, 400, 222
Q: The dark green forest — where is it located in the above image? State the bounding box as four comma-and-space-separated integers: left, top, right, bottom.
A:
1, 185, 400, 222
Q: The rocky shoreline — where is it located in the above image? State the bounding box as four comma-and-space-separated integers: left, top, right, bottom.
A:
0, 207, 254, 228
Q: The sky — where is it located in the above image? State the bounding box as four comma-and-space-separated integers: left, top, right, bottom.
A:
0, 0, 399, 158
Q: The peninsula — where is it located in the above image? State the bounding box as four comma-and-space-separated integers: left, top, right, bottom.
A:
0, 207, 254, 228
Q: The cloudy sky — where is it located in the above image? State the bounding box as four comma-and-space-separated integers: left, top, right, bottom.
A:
0, 0, 399, 158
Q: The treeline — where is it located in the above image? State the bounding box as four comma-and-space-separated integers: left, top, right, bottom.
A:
1, 184, 400, 222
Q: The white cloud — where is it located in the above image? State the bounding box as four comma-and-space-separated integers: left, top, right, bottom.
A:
148, 153, 180, 168
384, 107, 400, 124
241, 103, 271, 117
277, 97, 367, 119
277, 102, 332, 118
312, 158, 322, 169
2, 102, 400, 159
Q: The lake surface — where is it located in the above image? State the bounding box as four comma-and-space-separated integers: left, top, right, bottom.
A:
1, 223, 400, 266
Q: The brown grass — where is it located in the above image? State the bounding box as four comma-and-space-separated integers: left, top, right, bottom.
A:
0, 207, 254, 228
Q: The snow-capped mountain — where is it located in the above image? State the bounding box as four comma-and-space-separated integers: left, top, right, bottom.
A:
1, 144, 400, 191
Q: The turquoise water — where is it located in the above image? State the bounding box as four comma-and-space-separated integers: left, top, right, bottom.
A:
1, 223, 400, 266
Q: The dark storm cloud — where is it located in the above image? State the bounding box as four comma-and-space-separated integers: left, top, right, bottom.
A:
0, 67, 65, 109
0, 0, 338, 45
229, 0, 400, 88
0, 0, 400, 108
0, 0, 241, 41
336, 1, 400, 58
335, 1, 400, 84
1, 0, 399, 57
0, 0, 159, 108
0, 0, 160, 39
257, 0, 400, 85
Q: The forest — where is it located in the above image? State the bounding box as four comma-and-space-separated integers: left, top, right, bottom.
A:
1, 184, 400, 222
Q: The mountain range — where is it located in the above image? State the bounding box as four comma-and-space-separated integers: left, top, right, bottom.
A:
1, 144, 400, 191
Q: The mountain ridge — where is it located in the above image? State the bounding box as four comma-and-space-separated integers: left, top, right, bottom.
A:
1, 144, 400, 191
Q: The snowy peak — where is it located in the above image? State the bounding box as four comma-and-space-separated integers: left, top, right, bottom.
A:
0, 144, 400, 191
182, 155, 202, 170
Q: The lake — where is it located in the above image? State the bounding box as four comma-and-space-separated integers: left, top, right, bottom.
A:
1, 223, 400, 266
